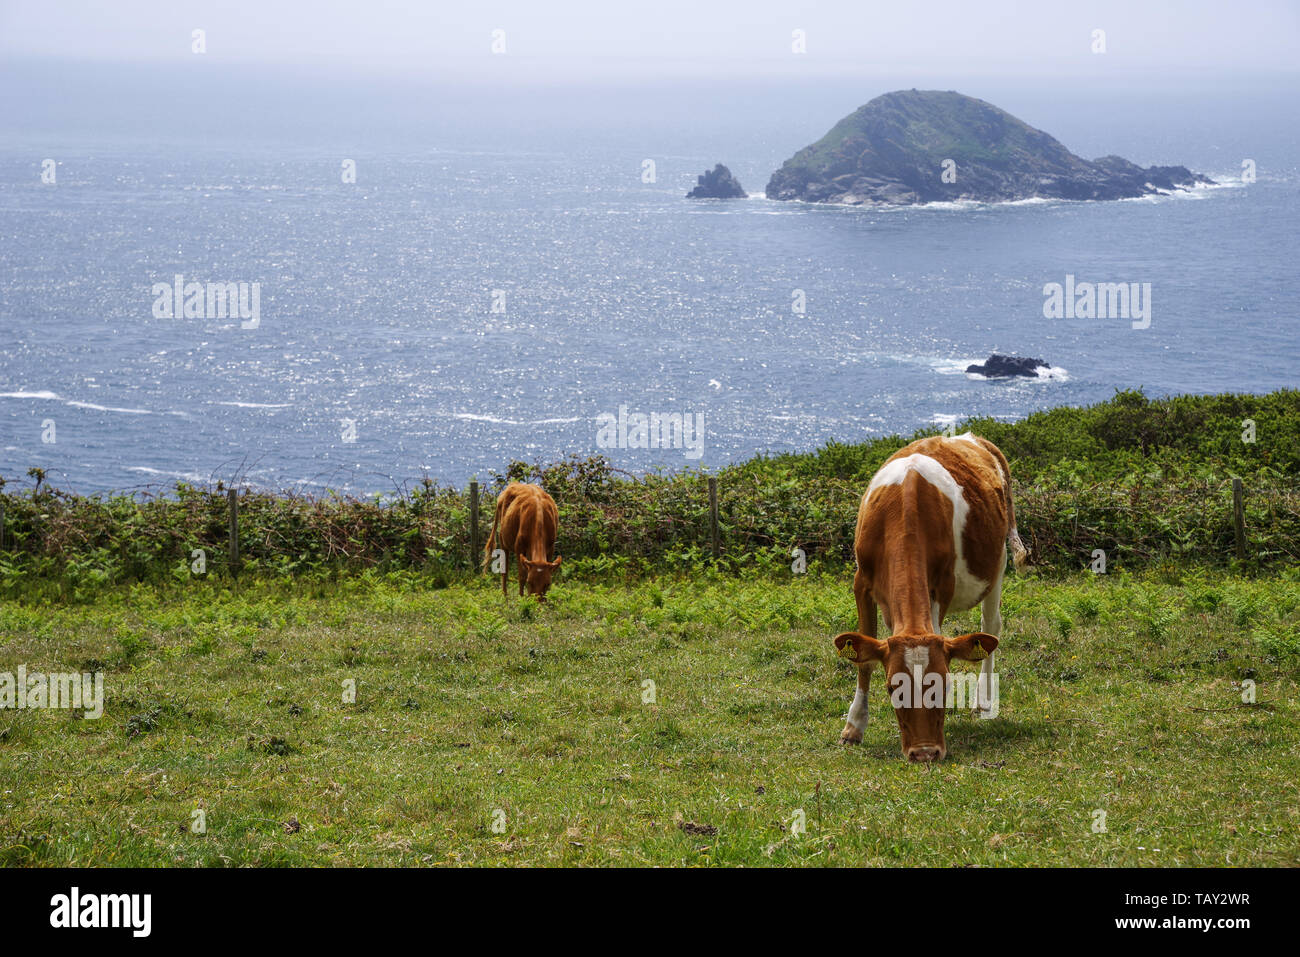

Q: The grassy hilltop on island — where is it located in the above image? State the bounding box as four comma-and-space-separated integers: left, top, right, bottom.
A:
764, 89, 1213, 206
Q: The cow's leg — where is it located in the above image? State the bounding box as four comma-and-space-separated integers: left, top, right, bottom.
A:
975, 552, 1005, 716
518, 555, 527, 596
853, 569, 873, 634
500, 552, 509, 598
841, 570, 877, 745
841, 665, 873, 745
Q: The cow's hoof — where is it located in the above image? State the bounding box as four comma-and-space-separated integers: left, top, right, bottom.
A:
839, 726, 862, 745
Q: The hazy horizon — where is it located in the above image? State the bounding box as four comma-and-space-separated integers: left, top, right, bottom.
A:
3, 0, 1298, 80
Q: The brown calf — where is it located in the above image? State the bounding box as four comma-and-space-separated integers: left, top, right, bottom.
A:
485, 482, 562, 600
832, 433, 1028, 761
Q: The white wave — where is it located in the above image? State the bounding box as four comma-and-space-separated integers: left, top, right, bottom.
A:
933, 357, 985, 375
0, 390, 60, 400
1120, 190, 1201, 204
1120, 176, 1242, 203
214, 400, 293, 409
1192, 174, 1247, 191
887, 354, 983, 375
449, 412, 581, 426
66, 400, 151, 414
451, 413, 518, 424
903, 195, 1063, 212
783, 184, 1229, 212
965, 363, 1069, 383
127, 466, 208, 483
789, 195, 1064, 212
1032, 365, 1070, 382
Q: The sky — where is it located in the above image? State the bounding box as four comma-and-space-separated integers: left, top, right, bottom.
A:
2, 0, 1298, 80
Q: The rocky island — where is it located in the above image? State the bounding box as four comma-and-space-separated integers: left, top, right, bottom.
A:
687, 163, 747, 199
965, 353, 1050, 378
765, 90, 1213, 206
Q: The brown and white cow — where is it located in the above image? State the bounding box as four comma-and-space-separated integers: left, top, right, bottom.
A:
485, 482, 562, 600
832, 433, 1028, 762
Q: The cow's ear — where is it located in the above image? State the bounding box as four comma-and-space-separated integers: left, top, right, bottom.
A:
519, 556, 532, 570
551, 555, 561, 567
944, 633, 998, 661
833, 632, 888, 664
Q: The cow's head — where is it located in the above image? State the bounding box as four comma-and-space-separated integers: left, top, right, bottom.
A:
832, 631, 998, 762
519, 555, 562, 600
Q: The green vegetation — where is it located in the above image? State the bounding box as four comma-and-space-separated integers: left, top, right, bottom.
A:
1, 568, 1296, 866
1, 388, 1296, 866
778, 90, 1045, 180
1, 389, 1296, 599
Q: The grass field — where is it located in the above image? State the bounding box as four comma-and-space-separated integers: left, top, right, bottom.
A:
2, 564, 1297, 867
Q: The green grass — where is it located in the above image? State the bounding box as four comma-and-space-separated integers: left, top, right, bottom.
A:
2, 565, 1297, 866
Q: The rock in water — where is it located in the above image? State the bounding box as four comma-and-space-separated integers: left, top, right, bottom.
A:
966, 354, 1049, 378
687, 164, 747, 199
765, 90, 1214, 206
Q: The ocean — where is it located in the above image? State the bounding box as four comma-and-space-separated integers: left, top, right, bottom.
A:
1, 62, 1297, 495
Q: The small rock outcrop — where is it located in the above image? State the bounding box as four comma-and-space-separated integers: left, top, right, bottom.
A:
687, 164, 747, 199
765, 90, 1214, 206
965, 354, 1049, 378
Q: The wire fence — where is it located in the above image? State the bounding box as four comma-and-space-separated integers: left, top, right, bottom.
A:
0, 468, 1296, 587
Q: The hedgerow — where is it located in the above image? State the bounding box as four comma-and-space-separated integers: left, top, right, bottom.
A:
1, 389, 1295, 599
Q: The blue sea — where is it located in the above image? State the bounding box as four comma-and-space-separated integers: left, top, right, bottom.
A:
1, 62, 1297, 495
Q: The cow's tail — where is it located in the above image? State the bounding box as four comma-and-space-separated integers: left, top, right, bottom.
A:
1008, 522, 1029, 574
482, 493, 502, 572
1004, 474, 1030, 574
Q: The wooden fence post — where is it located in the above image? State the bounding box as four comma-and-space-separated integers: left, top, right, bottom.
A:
228, 488, 240, 576
469, 480, 480, 569
1232, 478, 1246, 561
708, 476, 720, 560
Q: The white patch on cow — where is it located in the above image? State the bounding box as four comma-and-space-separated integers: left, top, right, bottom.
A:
866, 453, 931, 496
976, 654, 997, 716
950, 431, 979, 445
867, 453, 989, 613
903, 645, 930, 671
902, 645, 930, 700
846, 688, 869, 730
